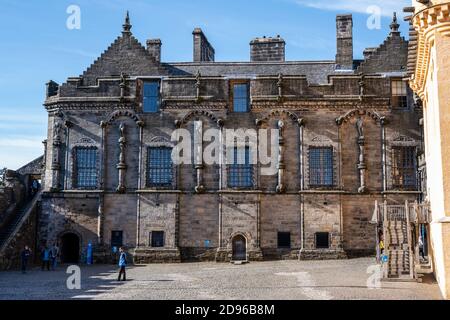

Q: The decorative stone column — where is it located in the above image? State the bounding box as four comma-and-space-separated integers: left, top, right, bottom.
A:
97, 197, 104, 245
194, 120, 205, 193
277, 73, 283, 103
51, 119, 62, 192
195, 71, 201, 103
298, 118, 306, 191
380, 116, 388, 192
356, 118, 367, 193
116, 123, 127, 193
358, 73, 365, 101
99, 121, 107, 190
119, 72, 127, 101
276, 120, 286, 193
63, 120, 72, 191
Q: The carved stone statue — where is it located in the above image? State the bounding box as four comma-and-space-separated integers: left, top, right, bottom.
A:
356, 117, 364, 138
117, 123, 127, 193
356, 118, 367, 193
358, 74, 365, 99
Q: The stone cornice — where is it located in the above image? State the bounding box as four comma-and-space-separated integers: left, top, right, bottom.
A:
45, 98, 390, 112
251, 98, 390, 110
410, 3, 450, 97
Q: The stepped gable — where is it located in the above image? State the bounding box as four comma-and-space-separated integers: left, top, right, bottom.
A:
80, 12, 168, 86
357, 13, 408, 74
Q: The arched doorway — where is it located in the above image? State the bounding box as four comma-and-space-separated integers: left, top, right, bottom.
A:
61, 233, 80, 264
232, 235, 247, 261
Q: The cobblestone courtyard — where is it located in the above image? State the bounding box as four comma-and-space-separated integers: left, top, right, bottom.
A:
0, 258, 442, 300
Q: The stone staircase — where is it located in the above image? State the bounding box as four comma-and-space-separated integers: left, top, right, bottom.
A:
386, 220, 413, 279
0, 191, 41, 253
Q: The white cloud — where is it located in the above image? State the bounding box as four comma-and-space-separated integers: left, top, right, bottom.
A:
0, 140, 45, 170
295, 0, 409, 17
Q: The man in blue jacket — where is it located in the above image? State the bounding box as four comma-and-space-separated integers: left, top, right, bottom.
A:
117, 247, 127, 281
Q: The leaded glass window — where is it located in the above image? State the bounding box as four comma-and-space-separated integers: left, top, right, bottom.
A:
391, 80, 408, 109
147, 147, 173, 187
392, 146, 416, 189
309, 147, 334, 187
74, 147, 98, 189
143, 81, 161, 113
233, 83, 249, 112
228, 147, 253, 188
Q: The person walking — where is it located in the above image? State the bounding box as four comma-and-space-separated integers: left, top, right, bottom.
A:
50, 243, 59, 271
21, 246, 32, 274
117, 247, 127, 281
419, 236, 425, 260
41, 245, 51, 271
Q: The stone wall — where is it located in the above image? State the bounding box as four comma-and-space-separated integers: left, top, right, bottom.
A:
0, 203, 38, 270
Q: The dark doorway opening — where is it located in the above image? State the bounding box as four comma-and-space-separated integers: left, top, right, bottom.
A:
232, 235, 247, 261
61, 233, 80, 264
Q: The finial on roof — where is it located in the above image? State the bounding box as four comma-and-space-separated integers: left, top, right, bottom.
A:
390, 12, 400, 35
123, 11, 132, 34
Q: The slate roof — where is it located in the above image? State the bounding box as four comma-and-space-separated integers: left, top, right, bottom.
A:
164, 61, 345, 85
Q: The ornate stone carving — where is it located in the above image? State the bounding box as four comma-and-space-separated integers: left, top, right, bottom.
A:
195, 70, 201, 103
176, 110, 223, 128
116, 123, 127, 193
119, 72, 127, 100
51, 120, 63, 192
277, 73, 283, 103
194, 121, 205, 193
358, 73, 365, 101
276, 120, 285, 193
356, 118, 367, 193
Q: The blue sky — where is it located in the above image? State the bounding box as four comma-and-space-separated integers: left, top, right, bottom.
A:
0, 0, 410, 169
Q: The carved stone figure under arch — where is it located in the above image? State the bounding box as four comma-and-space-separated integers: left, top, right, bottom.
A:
335, 108, 385, 126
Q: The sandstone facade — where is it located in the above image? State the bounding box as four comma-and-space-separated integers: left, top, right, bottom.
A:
38, 13, 422, 263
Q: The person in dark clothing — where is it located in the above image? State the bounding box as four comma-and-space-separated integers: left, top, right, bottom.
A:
41, 246, 51, 271
21, 246, 32, 274
50, 243, 59, 271
117, 247, 127, 281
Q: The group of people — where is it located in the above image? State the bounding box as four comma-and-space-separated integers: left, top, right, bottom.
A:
20, 243, 128, 282
20, 243, 60, 273
40, 243, 60, 271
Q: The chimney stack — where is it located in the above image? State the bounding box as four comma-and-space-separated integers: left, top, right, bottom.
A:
193, 28, 215, 62
250, 36, 285, 62
336, 14, 354, 70
146, 39, 162, 63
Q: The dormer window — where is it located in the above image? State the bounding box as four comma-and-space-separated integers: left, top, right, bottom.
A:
391, 79, 408, 109
143, 81, 161, 113
231, 81, 250, 112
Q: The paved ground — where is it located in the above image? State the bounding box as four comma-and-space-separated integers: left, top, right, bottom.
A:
0, 258, 442, 300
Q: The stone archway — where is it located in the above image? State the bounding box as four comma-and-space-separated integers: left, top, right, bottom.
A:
232, 234, 247, 261
60, 233, 80, 264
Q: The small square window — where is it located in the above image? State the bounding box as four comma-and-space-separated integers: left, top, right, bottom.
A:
111, 231, 123, 248
315, 232, 330, 249
151, 231, 165, 248
278, 232, 291, 249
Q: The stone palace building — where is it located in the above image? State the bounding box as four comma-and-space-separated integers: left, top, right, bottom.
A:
38, 12, 422, 263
